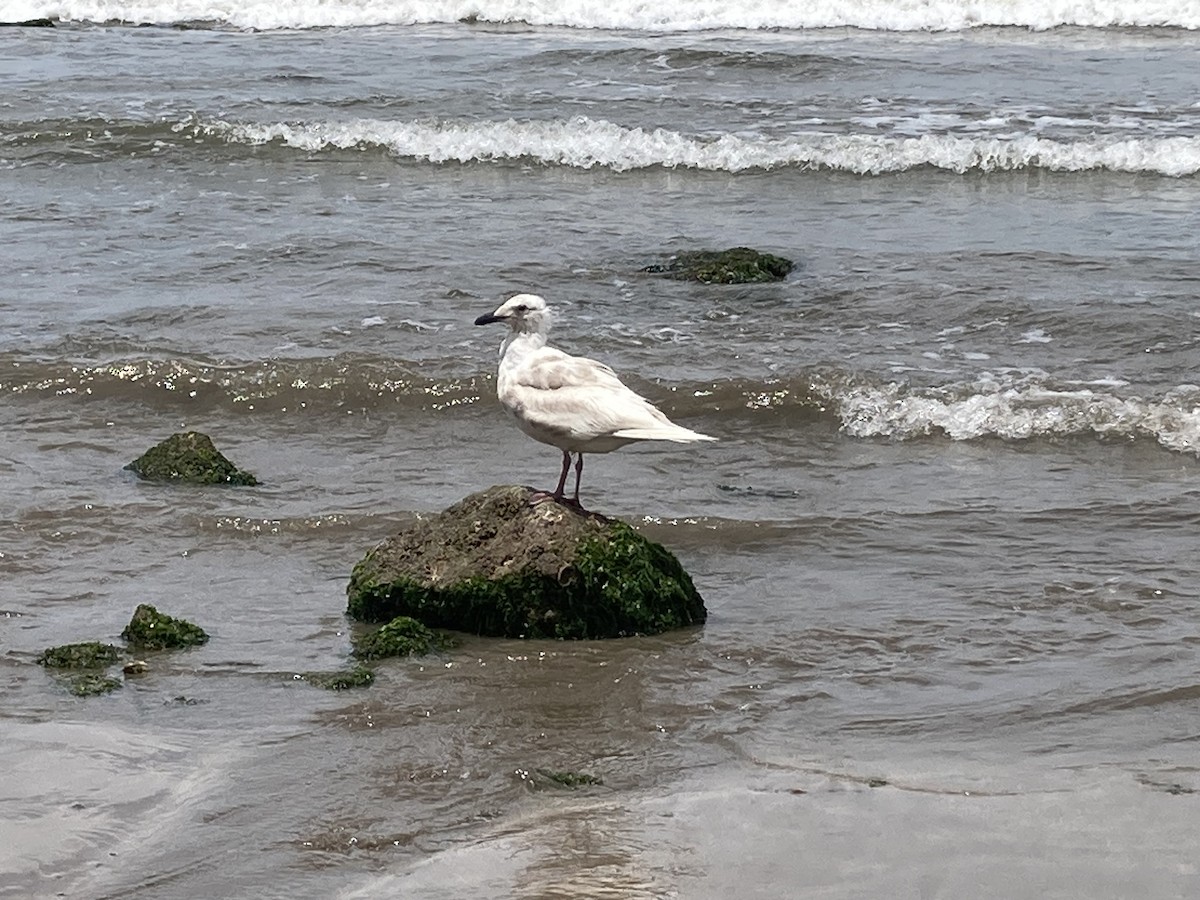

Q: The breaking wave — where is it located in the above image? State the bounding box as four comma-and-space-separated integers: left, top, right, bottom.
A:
195, 116, 1200, 177
0, 354, 488, 414
837, 379, 1200, 456
12, 0, 1200, 31
4, 350, 1198, 454
668, 372, 1200, 456
10, 115, 1199, 177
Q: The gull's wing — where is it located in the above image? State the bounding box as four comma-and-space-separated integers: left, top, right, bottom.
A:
504, 348, 711, 443
514, 347, 626, 392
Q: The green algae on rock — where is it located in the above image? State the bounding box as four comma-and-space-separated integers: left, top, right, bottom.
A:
536, 769, 604, 788
352, 616, 453, 661
66, 673, 123, 697
38, 642, 125, 697
125, 431, 258, 486
122, 603, 209, 650
302, 666, 376, 691
346, 485, 707, 639
642, 247, 794, 284
37, 642, 122, 669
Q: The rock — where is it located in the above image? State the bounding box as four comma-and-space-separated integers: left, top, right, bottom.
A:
38, 642, 125, 697
642, 247, 794, 284
123, 660, 150, 675
121, 604, 209, 650
37, 642, 121, 669
352, 616, 453, 661
0, 18, 55, 26
302, 667, 375, 690
125, 431, 258, 486
346, 485, 707, 639
66, 674, 123, 697
535, 769, 604, 788
165, 695, 205, 706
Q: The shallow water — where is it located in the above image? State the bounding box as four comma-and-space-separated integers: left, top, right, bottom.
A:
3, 6, 1200, 899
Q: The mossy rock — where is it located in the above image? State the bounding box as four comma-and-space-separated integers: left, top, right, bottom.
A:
125, 431, 258, 486
352, 616, 453, 661
37, 642, 122, 669
302, 667, 375, 691
66, 673, 123, 697
536, 769, 604, 788
346, 485, 707, 639
121, 604, 209, 650
642, 247, 794, 284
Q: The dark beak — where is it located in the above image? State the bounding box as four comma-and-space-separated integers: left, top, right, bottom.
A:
474, 312, 503, 326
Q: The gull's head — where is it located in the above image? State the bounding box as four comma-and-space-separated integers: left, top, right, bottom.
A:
474, 293, 550, 335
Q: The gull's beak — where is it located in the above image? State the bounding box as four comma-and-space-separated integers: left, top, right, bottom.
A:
474, 311, 503, 326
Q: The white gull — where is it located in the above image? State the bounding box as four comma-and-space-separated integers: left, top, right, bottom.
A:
475, 293, 716, 507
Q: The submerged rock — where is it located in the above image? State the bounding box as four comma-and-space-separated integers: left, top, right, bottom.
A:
346, 485, 707, 639
37, 642, 122, 669
37, 609, 210, 697
67, 674, 123, 697
125, 431, 258, 486
121, 604, 209, 650
535, 769, 604, 788
302, 667, 375, 691
351, 616, 453, 661
38, 642, 124, 696
642, 247, 794, 284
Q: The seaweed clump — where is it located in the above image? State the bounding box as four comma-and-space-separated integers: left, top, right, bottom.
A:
37, 642, 124, 696
351, 616, 454, 661
125, 431, 258, 486
36, 642, 121, 669
122, 604, 209, 650
346, 485, 706, 639
67, 674, 123, 697
37, 606, 210, 698
642, 247, 794, 284
302, 667, 376, 691
537, 769, 604, 788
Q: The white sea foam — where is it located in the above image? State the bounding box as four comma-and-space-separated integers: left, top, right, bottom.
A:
193, 116, 1200, 177
1018, 328, 1053, 343
8, 0, 1200, 31
838, 380, 1200, 455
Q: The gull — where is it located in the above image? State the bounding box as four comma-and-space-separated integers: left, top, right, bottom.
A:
475, 293, 716, 507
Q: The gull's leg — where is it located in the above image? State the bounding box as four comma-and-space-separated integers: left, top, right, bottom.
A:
571, 454, 584, 506
530, 451, 574, 507
553, 450, 572, 499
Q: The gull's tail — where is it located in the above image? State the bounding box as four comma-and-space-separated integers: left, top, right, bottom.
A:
613, 424, 717, 443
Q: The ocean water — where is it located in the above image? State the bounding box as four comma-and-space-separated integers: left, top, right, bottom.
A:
2, 2, 1200, 898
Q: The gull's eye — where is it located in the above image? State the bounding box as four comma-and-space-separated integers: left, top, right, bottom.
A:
514, 304, 529, 313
